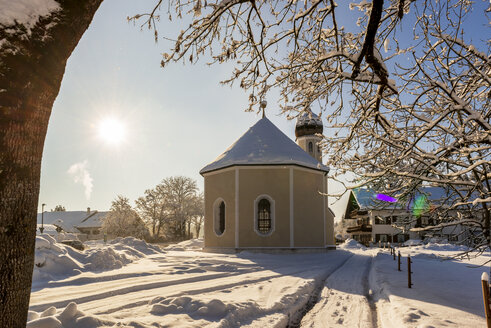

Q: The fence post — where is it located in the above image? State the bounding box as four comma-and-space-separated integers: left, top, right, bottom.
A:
398, 251, 401, 271
482, 272, 491, 328
408, 255, 413, 288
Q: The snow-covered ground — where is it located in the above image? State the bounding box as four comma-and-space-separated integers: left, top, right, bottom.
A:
27, 236, 489, 327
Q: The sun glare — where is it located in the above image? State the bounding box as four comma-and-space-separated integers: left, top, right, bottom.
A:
97, 118, 126, 145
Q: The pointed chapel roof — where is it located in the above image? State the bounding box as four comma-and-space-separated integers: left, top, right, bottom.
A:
200, 117, 329, 175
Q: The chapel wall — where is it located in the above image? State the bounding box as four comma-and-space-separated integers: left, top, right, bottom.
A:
238, 168, 291, 248
293, 169, 325, 247
203, 170, 236, 248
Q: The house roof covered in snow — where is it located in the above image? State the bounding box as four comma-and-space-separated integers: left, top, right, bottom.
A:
36, 224, 59, 234
37, 210, 107, 232
200, 117, 329, 175
75, 211, 108, 229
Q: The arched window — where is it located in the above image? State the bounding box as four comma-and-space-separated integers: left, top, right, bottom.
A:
254, 195, 275, 236
308, 141, 313, 153
213, 199, 225, 236
219, 201, 225, 234
257, 199, 271, 234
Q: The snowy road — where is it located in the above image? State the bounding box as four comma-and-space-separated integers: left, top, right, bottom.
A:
299, 253, 375, 328
28, 238, 487, 328
29, 244, 355, 327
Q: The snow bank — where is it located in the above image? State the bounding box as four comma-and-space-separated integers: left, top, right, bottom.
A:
166, 238, 204, 251
53, 232, 81, 242
26, 302, 113, 328
403, 239, 423, 246
147, 278, 314, 327
338, 238, 366, 250
371, 251, 486, 327
33, 235, 83, 281
150, 296, 229, 318
422, 242, 469, 252
33, 235, 163, 283
108, 237, 163, 256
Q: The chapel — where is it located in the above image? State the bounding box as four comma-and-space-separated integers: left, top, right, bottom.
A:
200, 108, 335, 251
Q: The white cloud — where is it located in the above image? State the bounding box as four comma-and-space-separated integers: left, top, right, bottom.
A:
67, 160, 93, 200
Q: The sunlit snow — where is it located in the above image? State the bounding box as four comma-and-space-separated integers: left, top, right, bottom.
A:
28, 236, 488, 327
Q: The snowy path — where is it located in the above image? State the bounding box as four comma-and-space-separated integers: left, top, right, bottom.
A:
299, 252, 376, 328
28, 238, 488, 328
29, 249, 354, 327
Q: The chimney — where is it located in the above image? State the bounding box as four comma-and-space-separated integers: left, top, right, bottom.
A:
87, 207, 91, 214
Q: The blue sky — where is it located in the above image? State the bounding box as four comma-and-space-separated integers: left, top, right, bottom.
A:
38, 0, 488, 218
39, 0, 346, 214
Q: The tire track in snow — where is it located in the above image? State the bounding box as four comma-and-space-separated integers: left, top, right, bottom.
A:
364, 255, 379, 328
29, 270, 246, 312
30, 262, 334, 314
296, 252, 376, 328
286, 252, 354, 328
92, 262, 338, 316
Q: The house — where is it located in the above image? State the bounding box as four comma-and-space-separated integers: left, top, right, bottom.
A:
37, 208, 108, 240
343, 187, 474, 245
74, 211, 108, 238
200, 110, 335, 251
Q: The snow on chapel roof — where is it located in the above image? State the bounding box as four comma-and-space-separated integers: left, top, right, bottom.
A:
200, 117, 329, 174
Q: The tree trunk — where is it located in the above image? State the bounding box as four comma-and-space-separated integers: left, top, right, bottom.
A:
0, 1, 103, 326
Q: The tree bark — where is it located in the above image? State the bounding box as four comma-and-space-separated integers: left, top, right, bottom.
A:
0, 1, 103, 326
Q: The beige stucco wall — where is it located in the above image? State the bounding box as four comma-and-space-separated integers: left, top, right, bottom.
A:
293, 169, 325, 247
297, 136, 322, 162
203, 169, 236, 248
238, 167, 290, 248
203, 166, 333, 249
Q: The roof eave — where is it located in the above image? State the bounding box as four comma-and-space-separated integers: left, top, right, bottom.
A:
200, 163, 329, 176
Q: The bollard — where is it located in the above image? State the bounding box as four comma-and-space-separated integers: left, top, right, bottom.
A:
408, 255, 413, 288
393, 248, 396, 260
398, 251, 401, 271
482, 272, 491, 328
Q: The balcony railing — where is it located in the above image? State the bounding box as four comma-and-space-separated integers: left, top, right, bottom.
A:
346, 224, 373, 233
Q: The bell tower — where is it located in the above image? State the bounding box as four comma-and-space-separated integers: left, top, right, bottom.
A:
295, 111, 323, 163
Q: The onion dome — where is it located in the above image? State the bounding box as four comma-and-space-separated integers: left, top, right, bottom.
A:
295, 112, 323, 138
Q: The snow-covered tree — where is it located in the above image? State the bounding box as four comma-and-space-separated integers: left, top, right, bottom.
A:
0, 1, 103, 325
190, 192, 205, 238
136, 188, 167, 238
103, 195, 148, 239
136, 177, 203, 240
53, 205, 66, 212
156, 176, 199, 240
132, 0, 489, 255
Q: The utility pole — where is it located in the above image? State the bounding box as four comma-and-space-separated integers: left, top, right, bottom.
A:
40, 203, 46, 233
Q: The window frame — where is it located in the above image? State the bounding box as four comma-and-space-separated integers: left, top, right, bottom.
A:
253, 194, 275, 236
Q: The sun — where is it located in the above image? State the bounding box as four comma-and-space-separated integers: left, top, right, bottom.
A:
97, 118, 126, 145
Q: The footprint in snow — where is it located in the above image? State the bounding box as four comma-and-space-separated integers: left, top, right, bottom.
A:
403, 312, 421, 323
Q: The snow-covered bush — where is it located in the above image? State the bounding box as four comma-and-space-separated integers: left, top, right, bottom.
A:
102, 195, 149, 239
